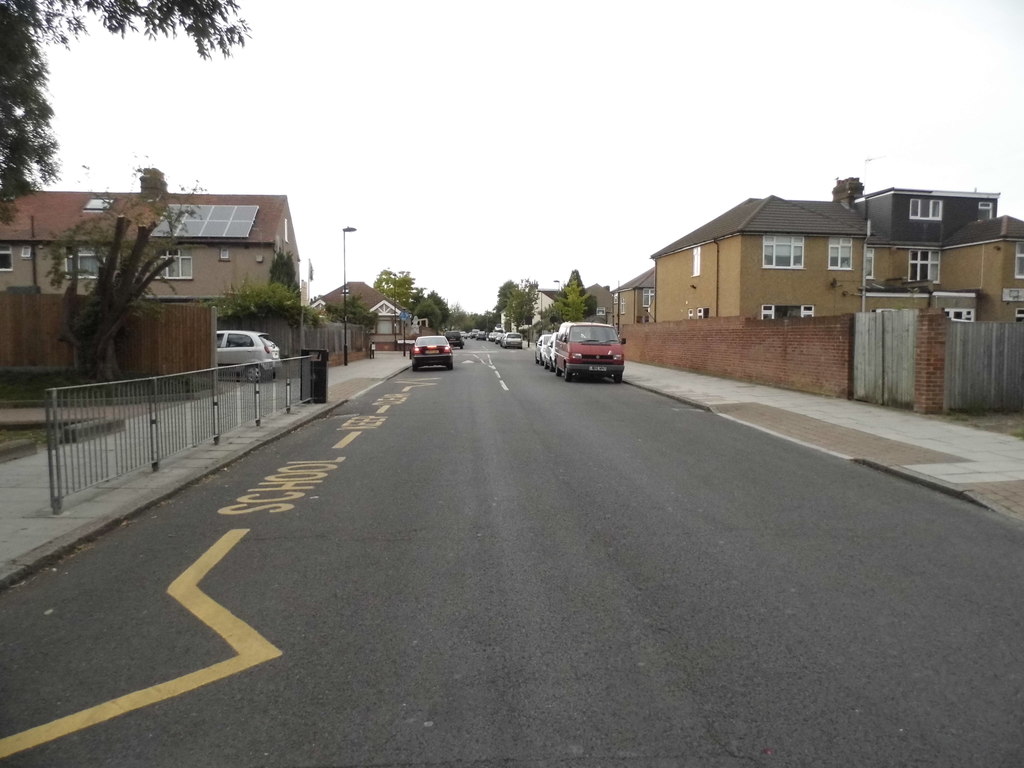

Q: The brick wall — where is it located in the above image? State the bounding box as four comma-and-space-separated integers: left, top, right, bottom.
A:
623, 315, 855, 398
913, 310, 948, 414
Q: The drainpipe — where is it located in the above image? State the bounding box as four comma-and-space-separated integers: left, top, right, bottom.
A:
30, 215, 38, 289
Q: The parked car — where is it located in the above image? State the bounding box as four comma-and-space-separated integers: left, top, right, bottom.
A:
410, 335, 454, 371
444, 330, 464, 349
501, 332, 523, 349
216, 330, 280, 380
552, 322, 625, 383
536, 333, 554, 368
488, 331, 501, 342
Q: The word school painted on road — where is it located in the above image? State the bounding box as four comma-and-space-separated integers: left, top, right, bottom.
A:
217, 461, 343, 516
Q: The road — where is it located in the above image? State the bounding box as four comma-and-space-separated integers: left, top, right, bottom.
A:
2, 339, 1024, 767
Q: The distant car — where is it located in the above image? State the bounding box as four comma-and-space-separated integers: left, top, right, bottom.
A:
410, 335, 454, 371
501, 332, 523, 349
488, 331, 501, 342
216, 330, 280, 380
536, 333, 554, 367
444, 330, 464, 349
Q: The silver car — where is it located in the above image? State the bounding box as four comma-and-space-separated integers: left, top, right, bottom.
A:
216, 330, 280, 379
536, 333, 555, 369
501, 332, 523, 349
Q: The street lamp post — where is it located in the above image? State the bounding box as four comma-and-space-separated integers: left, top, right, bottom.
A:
342, 227, 356, 366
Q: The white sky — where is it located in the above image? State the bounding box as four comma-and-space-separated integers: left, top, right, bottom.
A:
42, 0, 1024, 314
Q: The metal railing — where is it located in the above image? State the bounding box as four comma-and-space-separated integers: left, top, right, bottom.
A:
45, 357, 312, 514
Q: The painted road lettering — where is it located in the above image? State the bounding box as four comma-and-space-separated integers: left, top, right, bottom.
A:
217, 460, 343, 516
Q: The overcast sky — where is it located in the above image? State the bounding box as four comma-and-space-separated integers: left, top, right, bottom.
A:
42, 0, 1024, 314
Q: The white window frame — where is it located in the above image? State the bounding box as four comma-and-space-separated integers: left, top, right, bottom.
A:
219, 248, 230, 261
0, 245, 11, 271
596, 306, 606, 317
20, 246, 31, 260
828, 237, 853, 270
864, 247, 875, 279
909, 249, 940, 282
687, 308, 695, 319
760, 304, 814, 319
65, 248, 99, 278
978, 201, 994, 220
697, 307, 710, 319
763, 235, 804, 269
1016, 242, 1024, 279
642, 287, 654, 308
692, 246, 701, 277
1016, 308, 1024, 322
944, 308, 974, 322
909, 198, 943, 221
161, 248, 192, 279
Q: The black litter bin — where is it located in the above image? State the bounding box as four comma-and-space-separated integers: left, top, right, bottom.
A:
302, 348, 329, 403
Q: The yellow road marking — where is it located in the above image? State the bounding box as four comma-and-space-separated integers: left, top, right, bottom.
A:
332, 431, 361, 450
0, 529, 280, 760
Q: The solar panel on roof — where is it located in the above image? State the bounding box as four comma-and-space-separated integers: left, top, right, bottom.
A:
153, 204, 259, 238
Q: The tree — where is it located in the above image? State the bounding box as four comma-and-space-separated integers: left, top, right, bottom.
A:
268, 249, 298, 293
373, 268, 416, 309
495, 279, 537, 330
554, 279, 587, 322
0, 0, 248, 216
413, 297, 442, 332
47, 193, 181, 379
564, 269, 597, 318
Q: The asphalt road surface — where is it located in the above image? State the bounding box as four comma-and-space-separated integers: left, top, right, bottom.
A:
3, 339, 1024, 767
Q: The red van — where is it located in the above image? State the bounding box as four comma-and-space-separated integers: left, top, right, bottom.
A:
552, 322, 626, 383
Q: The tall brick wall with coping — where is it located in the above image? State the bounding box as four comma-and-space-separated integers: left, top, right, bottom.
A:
913, 309, 949, 414
622, 315, 855, 399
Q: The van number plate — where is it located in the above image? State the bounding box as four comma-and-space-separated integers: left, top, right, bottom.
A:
588, 365, 607, 372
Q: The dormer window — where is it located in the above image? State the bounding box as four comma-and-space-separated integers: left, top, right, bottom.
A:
978, 201, 994, 220
909, 198, 942, 221
83, 198, 112, 212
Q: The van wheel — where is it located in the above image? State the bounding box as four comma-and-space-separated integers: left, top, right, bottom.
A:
563, 368, 573, 382
612, 373, 622, 383
554, 362, 562, 377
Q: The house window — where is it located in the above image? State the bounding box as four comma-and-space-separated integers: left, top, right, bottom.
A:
1016, 243, 1024, 279
1016, 308, 1024, 322
66, 248, 99, 278
83, 198, 112, 212
761, 304, 814, 319
828, 237, 853, 270
21, 246, 31, 260
944, 308, 974, 322
0, 245, 11, 271
693, 246, 701, 277
642, 288, 654, 307
219, 248, 230, 261
687, 308, 695, 319
865, 247, 875, 279
763, 235, 804, 269
162, 249, 192, 279
697, 307, 710, 318
979, 201, 994, 220
596, 306, 606, 317
909, 198, 943, 220
909, 249, 940, 282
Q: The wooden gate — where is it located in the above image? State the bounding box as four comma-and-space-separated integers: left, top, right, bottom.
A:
853, 311, 917, 408
945, 322, 1024, 410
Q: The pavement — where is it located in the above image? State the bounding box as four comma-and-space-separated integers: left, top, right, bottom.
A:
2, 351, 1024, 590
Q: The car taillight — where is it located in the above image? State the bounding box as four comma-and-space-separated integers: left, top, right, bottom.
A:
443, 345, 452, 353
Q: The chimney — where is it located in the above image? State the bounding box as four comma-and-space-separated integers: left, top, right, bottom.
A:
139, 168, 167, 200
832, 176, 864, 209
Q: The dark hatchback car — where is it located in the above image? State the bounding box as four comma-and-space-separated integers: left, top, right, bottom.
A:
444, 330, 464, 349
411, 335, 454, 371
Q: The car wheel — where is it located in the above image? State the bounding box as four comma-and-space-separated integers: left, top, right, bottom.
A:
563, 367, 573, 382
554, 361, 562, 377
244, 365, 260, 382
447, 362, 454, 370
411, 362, 418, 371
613, 372, 622, 383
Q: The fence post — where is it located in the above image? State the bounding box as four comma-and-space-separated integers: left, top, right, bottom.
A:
149, 377, 161, 471
46, 388, 63, 515
914, 310, 948, 414
212, 367, 221, 445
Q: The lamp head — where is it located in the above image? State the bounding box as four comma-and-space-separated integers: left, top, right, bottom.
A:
343, 227, 356, 233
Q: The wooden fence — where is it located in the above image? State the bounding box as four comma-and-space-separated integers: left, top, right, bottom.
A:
945, 321, 1024, 410
0, 294, 214, 375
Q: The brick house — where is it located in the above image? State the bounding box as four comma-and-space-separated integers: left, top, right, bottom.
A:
649, 177, 1024, 322
613, 266, 655, 328
0, 168, 300, 301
